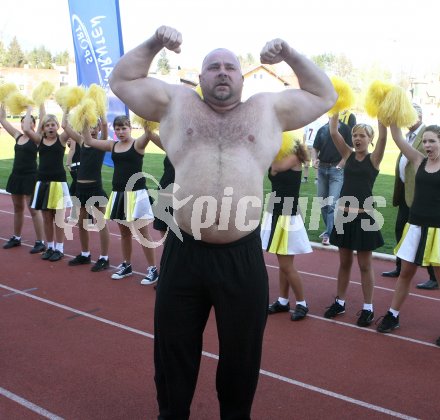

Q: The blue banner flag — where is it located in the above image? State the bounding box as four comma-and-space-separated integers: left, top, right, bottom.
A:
68, 0, 127, 167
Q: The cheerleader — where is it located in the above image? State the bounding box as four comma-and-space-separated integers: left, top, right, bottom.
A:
261, 136, 312, 321
24, 108, 72, 262
0, 104, 45, 253
324, 113, 387, 327
83, 115, 159, 285
377, 124, 440, 344
62, 116, 110, 272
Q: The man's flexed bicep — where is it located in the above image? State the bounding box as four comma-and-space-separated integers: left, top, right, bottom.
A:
109, 26, 182, 122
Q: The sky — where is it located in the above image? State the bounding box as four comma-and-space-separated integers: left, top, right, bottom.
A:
0, 0, 438, 77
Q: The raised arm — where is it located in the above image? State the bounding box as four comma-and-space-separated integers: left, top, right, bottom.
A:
100, 115, 109, 140
134, 126, 164, 152
329, 113, 352, 159
23, 106, 41, 144
370, 120, 387, 169
260, 39, 336, 131
61, 111, 82, 144
109, 26, 182, 123
82, 123, 114, 152
36, 104, 46, 135
0, 104, 21, 139
390, 124, 424, 167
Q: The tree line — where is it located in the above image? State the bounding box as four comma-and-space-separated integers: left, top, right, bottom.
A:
0, 36, 70, 69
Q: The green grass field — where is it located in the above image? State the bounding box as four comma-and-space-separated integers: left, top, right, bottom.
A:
0, 127, 399, 255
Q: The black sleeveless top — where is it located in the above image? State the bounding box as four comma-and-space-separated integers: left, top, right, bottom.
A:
37, 136, 67, 182
267, 168, 302, 215
409, 158, 440, 227
339, 153, 378, 209
111, 142, 146, 192
77, 144, 105, 182
12, 135, 38, 175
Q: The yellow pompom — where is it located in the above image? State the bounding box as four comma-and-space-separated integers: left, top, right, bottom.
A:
327, 76, 355, 116
377, 86, 417, 127
55, 86, 85, 110
274, 131, 295, 161
5, 92, 34, 115
69, 98, 98, 132
32, 81, 55, 106
85, 84, 107, 117
0, 83, 18, 103
132, 113, 160, 132
195, 84, 203, 99
364, 80, 393, 118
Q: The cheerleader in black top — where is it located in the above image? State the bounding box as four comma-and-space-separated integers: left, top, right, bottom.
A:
83, 115, 160, 285
62, 115, 110, 272
0, 104, 45, 253
24, 108, 72, 262
260, 140, 312, 321
377, 124, 440, 344
324, 113, 387, 327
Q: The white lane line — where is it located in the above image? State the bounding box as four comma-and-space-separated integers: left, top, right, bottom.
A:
0, 386, 64, 420
258, 370, 418, 420
3, 287, 38, 297
0, 284, 420, 419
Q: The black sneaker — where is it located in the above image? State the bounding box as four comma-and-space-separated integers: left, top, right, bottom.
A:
41, 248, 54, 260
3, 236, 21, 249
111, 262, 132, 280
49, 250, 64, 262
376, 311, 399, 333
356, 309, 374, 327
91, 258, 110, 272
30, 240, 46, 254
69, 254, 91, 266
140, 266, 159, 285
268, 300, 290, 314
324, 297, 345, 319
291, 304, 309, 321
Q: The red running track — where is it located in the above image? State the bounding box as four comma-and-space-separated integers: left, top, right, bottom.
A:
0, 192, 439, 419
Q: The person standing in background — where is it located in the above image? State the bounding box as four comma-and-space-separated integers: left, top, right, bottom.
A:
313, 119, 352, 245
302, 115, 326, 184
339, 109, 357, 130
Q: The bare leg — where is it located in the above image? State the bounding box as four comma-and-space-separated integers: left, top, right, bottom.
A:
336, 248, 353, 299
390, 260, 418, 311
26, 195, 44, 241
11, 194, 25, 237
42, 210, 54, 243
137, 224, 157, 266
277, 254, 304, 301
357, 251, 374, 304
119, 224, 132, 263
78, 207, 89, 252
96, 206, 110, 256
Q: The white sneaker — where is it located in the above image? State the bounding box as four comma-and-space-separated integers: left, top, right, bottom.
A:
111, 262, 133, 280
140, 266, 159, 285
319, 232, 327, 239
322, 235, 330, 246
